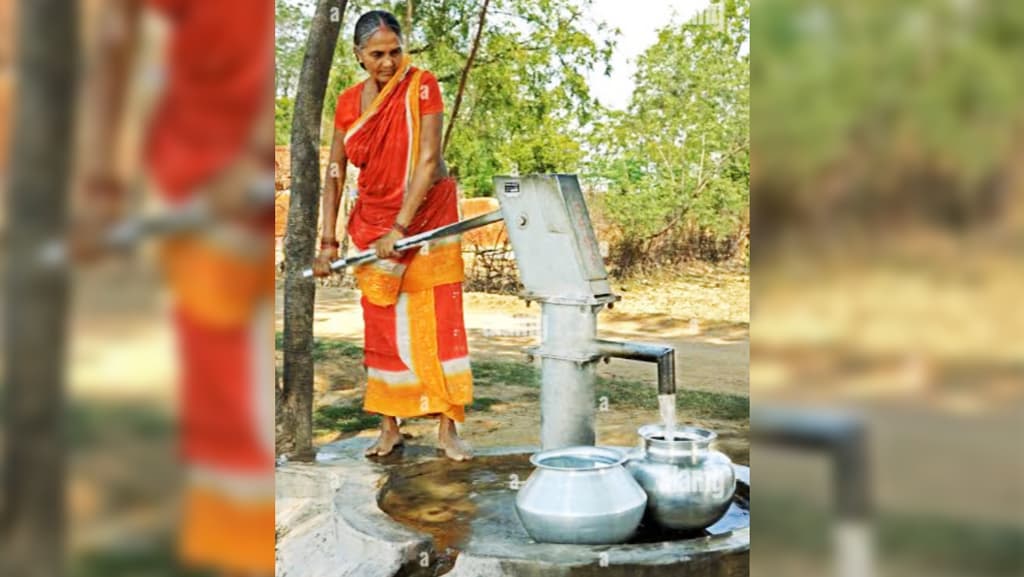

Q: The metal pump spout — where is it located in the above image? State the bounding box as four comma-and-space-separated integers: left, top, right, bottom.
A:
595, 339, 676, 396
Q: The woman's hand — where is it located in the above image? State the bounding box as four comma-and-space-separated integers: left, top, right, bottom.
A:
312, 247, 339, 277
374, 229, 403, 260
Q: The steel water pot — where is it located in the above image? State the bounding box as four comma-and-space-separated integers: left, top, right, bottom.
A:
514, 446, 647, 544
625, 424, 736, 531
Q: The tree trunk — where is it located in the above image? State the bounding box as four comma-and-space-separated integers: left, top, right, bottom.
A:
1, 1, 76, 575
443, 0, 490, 152
280, 0, 345, 461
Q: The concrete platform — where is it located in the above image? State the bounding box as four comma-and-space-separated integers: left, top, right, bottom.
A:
276, 438, 749, 577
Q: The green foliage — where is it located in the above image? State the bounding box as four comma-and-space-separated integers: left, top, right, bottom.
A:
417, 0, 616, 195
277, 0, 751, 265
469, 396, 504, 411
595, 377, 749, 420
470, 358, 539, 387
275, 0, 311, 99
588, 0, 749, 268
73, 547, 212, 577
273, 332, 363, 360
753, 1, 1024, 235
68, 401, 173, 450
275, 96, 294, 145
473, 356, 747, 420
277, 0, 617, 196
313, 404, 381, 433
757, 494, 1024, 575
310, 337, 363, 361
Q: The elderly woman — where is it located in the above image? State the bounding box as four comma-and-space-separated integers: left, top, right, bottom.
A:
313, 10, 473, 461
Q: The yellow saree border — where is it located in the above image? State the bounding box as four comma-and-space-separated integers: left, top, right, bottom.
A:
354, 260, 405, 307
362, 285, 473, 423
344, 55, 413, 145
350, 61, 447, 307
401, 240, 464, 292
161, 235, 275, 329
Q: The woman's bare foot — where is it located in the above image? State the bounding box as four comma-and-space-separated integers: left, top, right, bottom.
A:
365, 416, 404, 457
437, 414, 473, 461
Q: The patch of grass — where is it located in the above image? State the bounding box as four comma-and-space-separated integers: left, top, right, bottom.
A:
72, 545, 212, 577
756, 493, 1024, 576
674, 388, 749, 420
469, 357, 747, 420
471, 359, 539, 387
469, 396, 503, 411
879, 515, 1024, 576
274, 332, 363, 361
597, 377, 748, 420
68, 402, 175, 450
313, 403, 380, 434
471, 357, 746, 420
311, 339, 363, 362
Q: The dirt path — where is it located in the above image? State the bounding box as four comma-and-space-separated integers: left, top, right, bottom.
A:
276, 282, 750, 399
277, 273, 750, 463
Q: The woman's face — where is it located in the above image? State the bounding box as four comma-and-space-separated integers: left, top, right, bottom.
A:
358, 27, 403, 86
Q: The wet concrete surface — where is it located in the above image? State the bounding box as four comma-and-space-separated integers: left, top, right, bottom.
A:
379, 452, 749, 575
277, 438, 749, 576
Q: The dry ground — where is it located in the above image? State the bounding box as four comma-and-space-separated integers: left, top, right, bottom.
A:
275, 265, 751, 463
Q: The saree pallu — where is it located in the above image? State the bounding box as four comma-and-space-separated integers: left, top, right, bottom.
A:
343, 57, 473, 422
351, 179, 473, 423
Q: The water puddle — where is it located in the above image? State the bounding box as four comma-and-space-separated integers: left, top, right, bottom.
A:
378, 452, 749, 575
378, 454, 534, 575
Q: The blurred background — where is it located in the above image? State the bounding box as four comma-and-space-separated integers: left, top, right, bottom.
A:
751, 1, 1022, 576
1, 2, 182, 575
2, 1, 272, 576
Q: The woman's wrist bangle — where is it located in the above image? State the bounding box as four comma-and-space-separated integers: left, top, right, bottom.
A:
391, 222, 409, 236
320, 239, 340, 249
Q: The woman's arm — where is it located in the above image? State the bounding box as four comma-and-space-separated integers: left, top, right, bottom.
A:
395, 112, 444, 229
374, 111, 444, 258
312, 129, 348, 276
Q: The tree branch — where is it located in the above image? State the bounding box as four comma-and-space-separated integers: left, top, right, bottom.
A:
443, 0, 491, 152
409, 42, 432, 54
643, 138, 748, 243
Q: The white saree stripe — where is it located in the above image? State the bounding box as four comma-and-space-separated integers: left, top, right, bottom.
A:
187, 465, 274, 502
367, 367, 421, 387
395, 292, 415, 372
441, 356, 472, 375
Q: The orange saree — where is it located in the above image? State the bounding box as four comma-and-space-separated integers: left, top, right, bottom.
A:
335, 56, 472, 422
